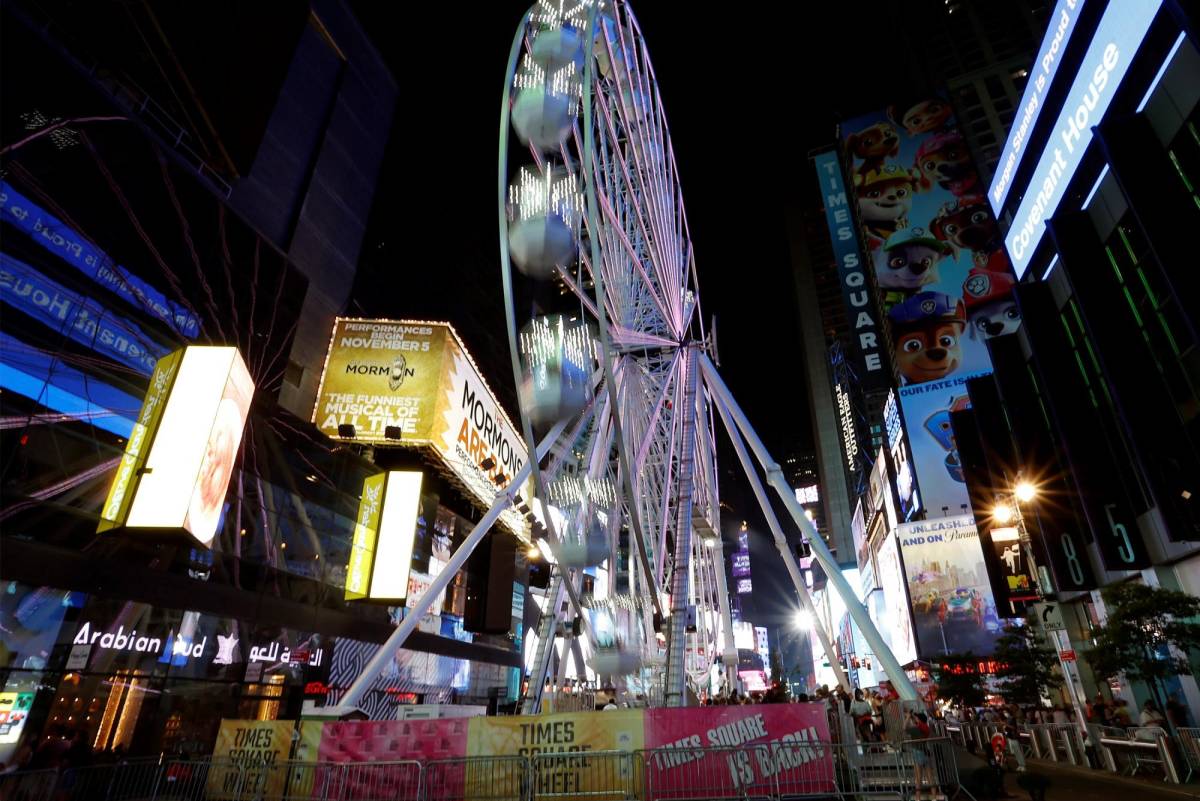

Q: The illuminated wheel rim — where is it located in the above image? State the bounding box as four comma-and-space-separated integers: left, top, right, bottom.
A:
498, 0, 726, 708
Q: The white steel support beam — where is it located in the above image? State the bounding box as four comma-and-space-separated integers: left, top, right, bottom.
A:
664, 346, 699, 705
709, 382, 852, 694
698, 353, 918, 701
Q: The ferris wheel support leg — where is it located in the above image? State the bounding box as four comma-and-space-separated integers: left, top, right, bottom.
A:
664, 347, 700, 706
522, 573, 567, 715
697, 354, 919, 702
707, 383, 852, 695
709, 538, 739, 691
329, 419, 567, 717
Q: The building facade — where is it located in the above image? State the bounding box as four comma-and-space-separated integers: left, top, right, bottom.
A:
0, 0, 526, 763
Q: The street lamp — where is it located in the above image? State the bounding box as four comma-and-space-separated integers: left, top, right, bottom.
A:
794, 608, 813, 631
1015, 481, 1037, 503
992, 504, 1015, 524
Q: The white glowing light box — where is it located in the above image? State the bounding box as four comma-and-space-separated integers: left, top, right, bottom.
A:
344, 470, 424, 602
99, 346, 254, 547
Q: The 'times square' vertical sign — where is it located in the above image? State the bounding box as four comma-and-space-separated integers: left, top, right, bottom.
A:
813, 150, 887, 388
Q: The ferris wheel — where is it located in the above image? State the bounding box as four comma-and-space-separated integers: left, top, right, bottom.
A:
498, 0, 733, 710
334, 0, 916, 717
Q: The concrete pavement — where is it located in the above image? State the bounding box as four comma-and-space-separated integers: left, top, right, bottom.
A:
1006, 759, 1200, 800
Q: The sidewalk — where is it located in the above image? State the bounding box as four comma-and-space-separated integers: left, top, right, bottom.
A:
1010, 758, 1200, 800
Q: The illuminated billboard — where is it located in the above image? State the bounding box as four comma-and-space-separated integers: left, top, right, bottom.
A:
100, 346, 254, 547
843, 97, 1020, 516
345, 471, 424, 602
897, 515, 1000, 658
813, 150, 888, 388
873, 532, 918, 666
989, 0, 1088, 213
1004, 0, 1163, 276
314, 319, 529, 535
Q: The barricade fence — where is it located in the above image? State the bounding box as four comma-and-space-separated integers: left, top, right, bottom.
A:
0, 739, 973, 801
8, 723, 1199, 799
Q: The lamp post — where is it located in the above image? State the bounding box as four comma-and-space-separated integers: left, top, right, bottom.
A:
993, 479, 1088, 727
990, 478, 1044, 599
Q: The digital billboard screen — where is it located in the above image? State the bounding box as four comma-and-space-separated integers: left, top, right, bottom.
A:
1004, 0, 1163, 277
843, 97, 1021, 516
114, 347, 255, 547
897, 515, 1001, 658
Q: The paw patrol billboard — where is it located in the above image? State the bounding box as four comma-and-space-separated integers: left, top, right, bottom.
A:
842, 98, 1020, 517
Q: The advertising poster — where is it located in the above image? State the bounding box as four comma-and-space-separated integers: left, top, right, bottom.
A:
897, 516, 1001, 657
842, 98, 1020, 516
208, 720, 295, 800
644, 705, 833, 797
267, 704, 831, 799
314, 320, 529, 535
873, 533, 919, 666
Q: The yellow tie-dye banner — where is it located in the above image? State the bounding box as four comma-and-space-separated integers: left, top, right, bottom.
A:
467, 709, 644, 796
207, 719, 295, 800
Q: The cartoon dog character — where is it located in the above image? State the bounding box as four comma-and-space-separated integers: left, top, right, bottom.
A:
889, 291, 967, 384
930, 194, 1001, 254
853, 164, 922, 250
877, 226, 952, 302
924, 395, 971, 483
891, 98, 954, 136
847, 121, 899, 177
915, 131, 978, 197
962, 268, 1021, 341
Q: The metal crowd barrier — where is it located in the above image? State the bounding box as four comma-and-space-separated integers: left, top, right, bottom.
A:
1023, 723, 1085, 766
0, 738, 976, 801
425, 755, 525, 801
1086, 723, 1182, 784
1179, 727, 1200, 783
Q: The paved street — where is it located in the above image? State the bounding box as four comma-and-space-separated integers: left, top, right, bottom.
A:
1007, 760, 1200, 800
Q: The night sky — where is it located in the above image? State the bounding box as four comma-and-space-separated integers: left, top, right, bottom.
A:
352, 3, 888, 639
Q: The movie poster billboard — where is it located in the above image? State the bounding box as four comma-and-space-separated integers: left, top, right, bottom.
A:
897, 516, 1001, 657
842, 98, 1020, 516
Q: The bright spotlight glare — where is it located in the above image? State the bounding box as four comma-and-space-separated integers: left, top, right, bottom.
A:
993, 505, 1014, 524
1015, 482, 1037, 503
794, 609, 813, 631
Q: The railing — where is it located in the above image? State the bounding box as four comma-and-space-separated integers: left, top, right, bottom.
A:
1179, 727, 1200, 783
0, 738, 972, 800
1086, 723, 1182, 783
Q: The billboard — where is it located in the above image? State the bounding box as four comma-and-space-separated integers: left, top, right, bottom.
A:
99, 346, 254, 547
813, 150, 888, 387
897, 516, 1001, 657
314, 319, 529, 535
988, 0, 1089, 213
843, 97, 1020, 516
1004, 0, 1163, 276
345, 471, 424, 602
872, 532, 918, 666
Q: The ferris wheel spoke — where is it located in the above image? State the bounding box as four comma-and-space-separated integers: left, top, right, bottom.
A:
592, 88, 679, 335
603, 22, 681, 324
595, 187, 676, 332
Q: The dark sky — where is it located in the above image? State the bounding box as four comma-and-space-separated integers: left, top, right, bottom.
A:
352, 3, 887, 636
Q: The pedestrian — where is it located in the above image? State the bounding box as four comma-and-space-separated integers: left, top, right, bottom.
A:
1112, 698, 1133, 727
1166, 692, 1192, 728
905, 711, 934, 800
1138, 700, 1165, 728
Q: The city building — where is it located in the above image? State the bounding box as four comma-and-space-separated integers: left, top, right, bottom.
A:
966, 0, 1200, 711
0, 0, 525, 763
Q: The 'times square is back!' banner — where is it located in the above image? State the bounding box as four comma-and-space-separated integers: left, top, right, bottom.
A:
841, 97, 1021, 518
211, 704, 832, 799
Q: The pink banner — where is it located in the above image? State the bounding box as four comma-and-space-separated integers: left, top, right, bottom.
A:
313, 719, 469, 798
643, 703, 834, 797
